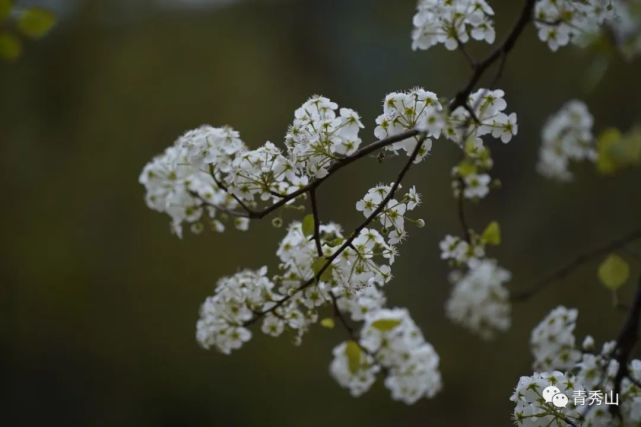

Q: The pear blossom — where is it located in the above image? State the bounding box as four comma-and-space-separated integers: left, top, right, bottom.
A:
445, 259, 511, 339
537, 100, 595, 181
286, 95, 364, 178
534, 0, 614, 51
411, 0, 496, 51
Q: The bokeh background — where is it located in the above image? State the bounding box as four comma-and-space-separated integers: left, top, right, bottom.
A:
2, 0, 641, 425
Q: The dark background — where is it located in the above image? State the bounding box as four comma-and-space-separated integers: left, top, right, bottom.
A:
2, 0, 641, 425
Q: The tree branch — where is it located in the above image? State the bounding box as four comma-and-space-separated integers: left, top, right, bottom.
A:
244, 134, 427, 325
512, 229, 641, 301
198, 129, 421, 219
309, 188, 323, 257
449, 0, 537, 111
609, 274, 641, 417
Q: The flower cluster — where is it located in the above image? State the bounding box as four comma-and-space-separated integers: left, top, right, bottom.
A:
609, 0, 641, 59
530, 305, 581, 371
511, 306, 641, 426
534, 0, 614, 51
196, 267, 277, 354
445, 88, 518, 147
451, 141, 495, 200
286, 95, 364, 178
445, 259, 511, 339
356, 184, 423, 244
439, 234, 485, 266
139, 126, 250, 236
511, 370, 585, 426
140, 96, 366, 236
537, 100, 595, 181
374, 88, 444, 163
411, 0, 496, 51
331, 308, 442, 404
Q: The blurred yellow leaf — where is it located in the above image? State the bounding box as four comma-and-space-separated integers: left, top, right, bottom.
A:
482, 221, 501, 245
598, 254, 630, 290
345, 341, 362, 374
597, 127, 641, 174
320, 318, 335, 329
17, 7, 55, 39
371, 318, 401, 331
302, 214, 314, 237
0, 32, 21, 61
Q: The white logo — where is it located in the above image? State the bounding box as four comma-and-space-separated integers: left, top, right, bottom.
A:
542, 385, 569, 408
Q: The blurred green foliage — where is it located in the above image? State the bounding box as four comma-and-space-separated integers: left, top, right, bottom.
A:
0, 0, 55, 61
1, 0, 640, 426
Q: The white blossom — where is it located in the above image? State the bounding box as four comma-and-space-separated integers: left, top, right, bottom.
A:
374, 88, 443, 163
446, 259, 511, 339
139, 126, 248, 236
537, 100, 595, 181
196, 267, 277, 354
445, 88, 518, 147
359, 308, 442, 404
329, 341, 380, 397
513, 308, 641, 426
411, 0, 496, 51
511, 371, 584, 426
534, 0, 614, 51
286, 95, 364, 178
439, 234, 485, 266
355, 184, 424, 244
530, 305, 582, 371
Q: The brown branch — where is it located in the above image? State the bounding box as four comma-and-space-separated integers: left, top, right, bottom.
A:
609, 274, 641, 418
309, 188, 323, 257
198, 129, 421, 219
244, 134, 427, 325
449, 0, 536, 111
512, 229, 641, 301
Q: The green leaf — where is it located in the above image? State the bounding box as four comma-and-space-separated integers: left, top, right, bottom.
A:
345, 341, 362, 374
0, 32, 21, 61
597, 128, 623, 174
312, 257, 333, 282
371, 318, 401, 331
302, 214, 315, 237
456, 160, 477, 177
597, 128, 641, 174
481, 221, 501, 245
17, 7, 55, 39
0, 0, 12, 21
320, 318, 335, 329
598, 254, 630, 290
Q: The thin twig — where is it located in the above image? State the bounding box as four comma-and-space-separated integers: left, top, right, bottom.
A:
244, 134, 427, 325
198, 129, 421, 219
309, 189, 323, 257
449, 0, 537, 111
512, 229, 641, 301
609, 274, 641, 418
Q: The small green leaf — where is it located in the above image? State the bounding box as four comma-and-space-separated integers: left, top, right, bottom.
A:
0, 0, 12, 21
0, 32, 21, 61
302, 214, 315, 237
456, 160, 477, 177
17, 7, 55, 39
481, 221, 501, 245
597, 128, 623, 174
597, 128, 641, 174
320, 318, 335, 329
371, 318, 401, 331
345, 341, 362, 374
598, 254, 630, 290
312, 257, 333, 282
